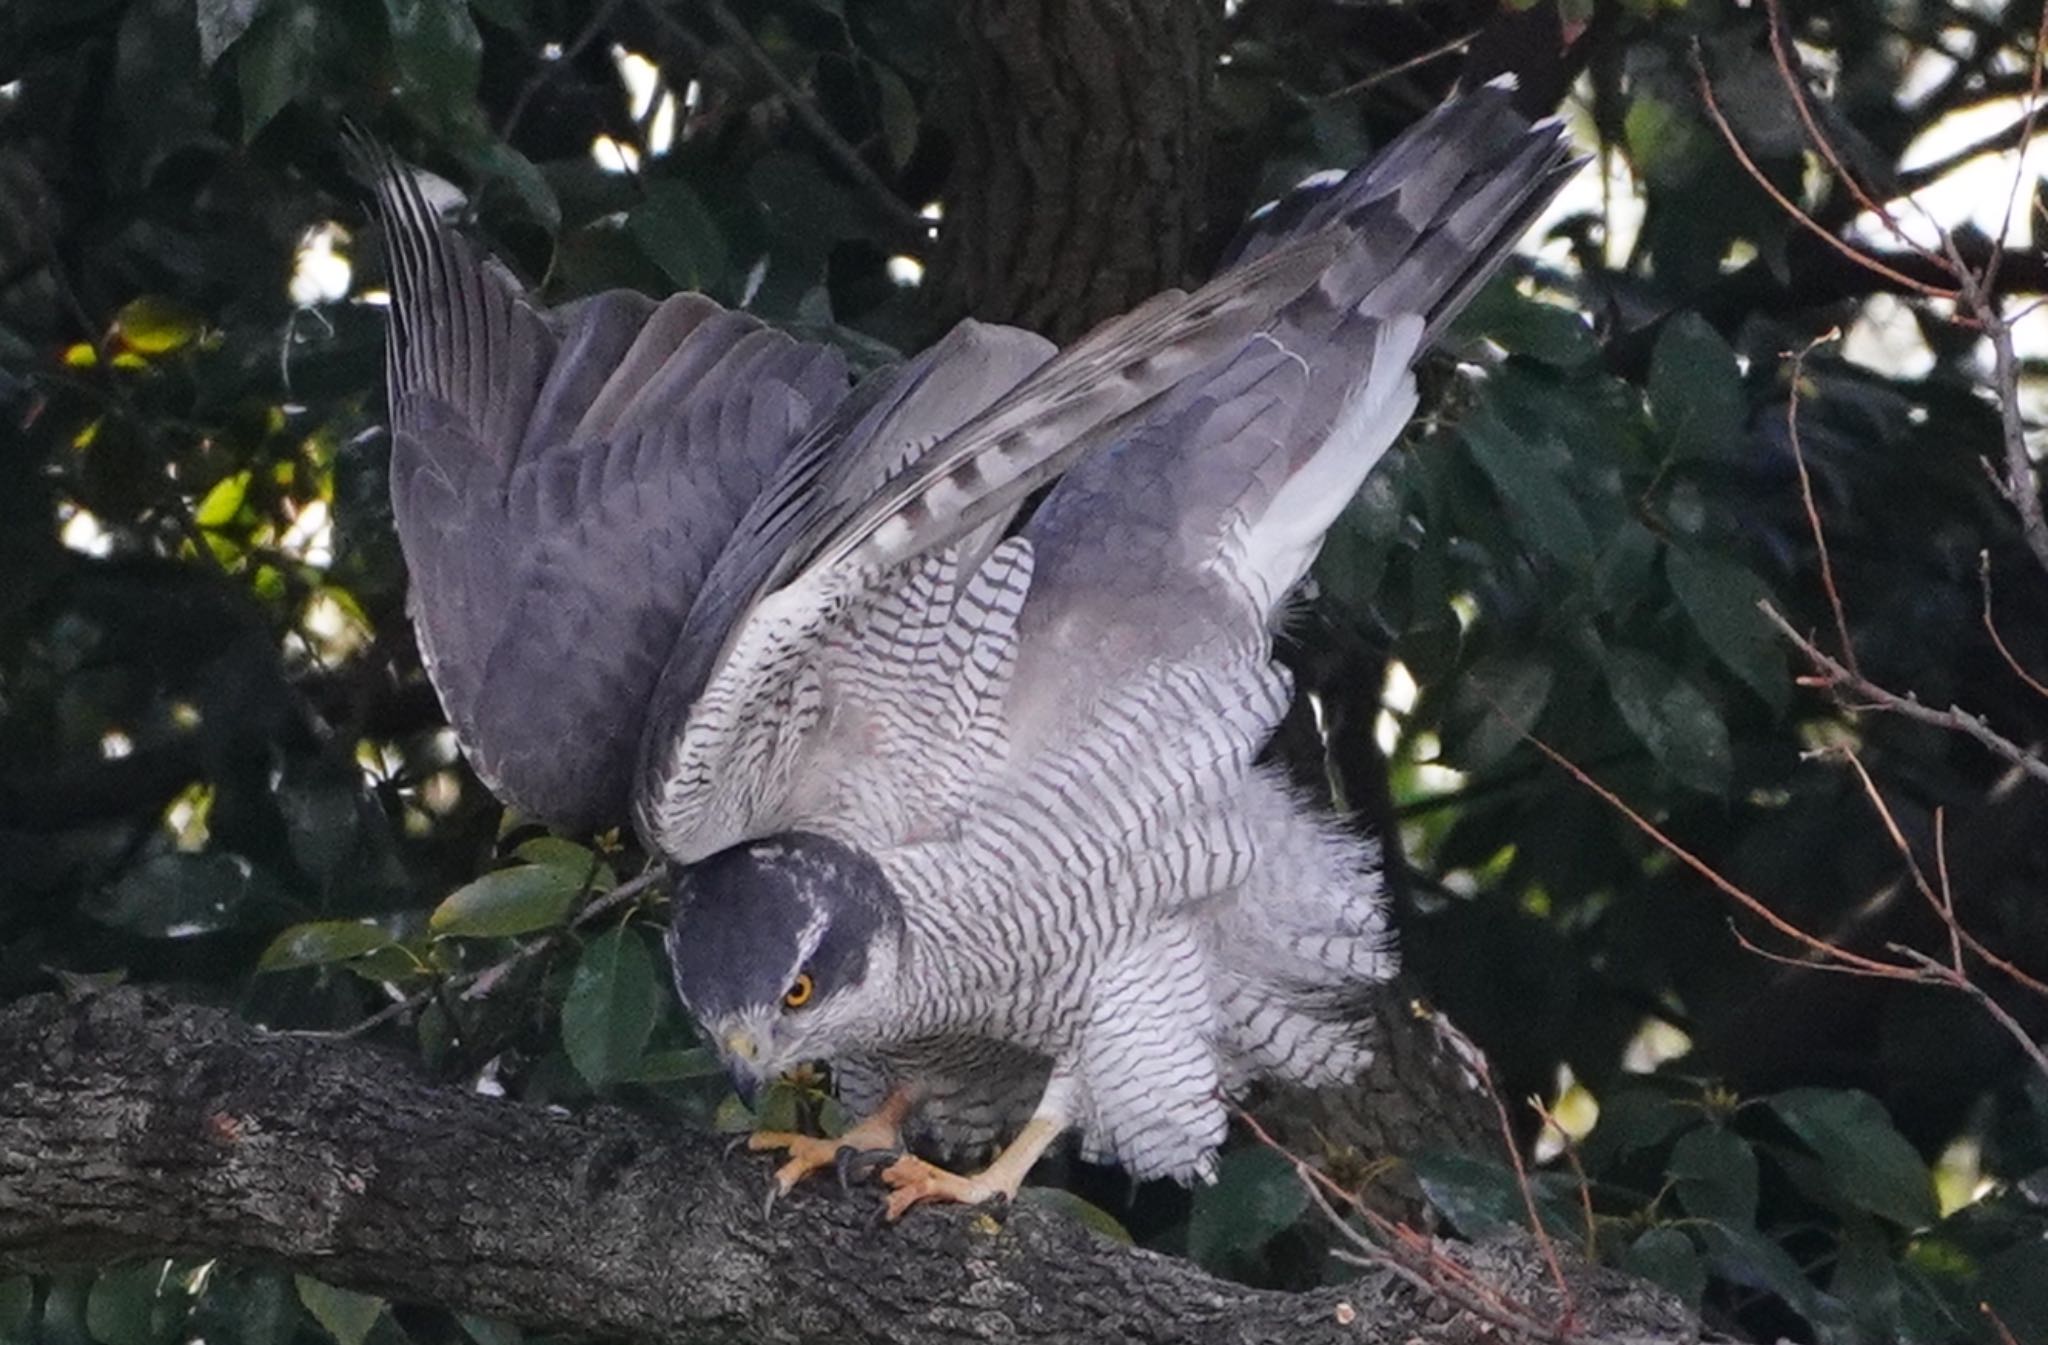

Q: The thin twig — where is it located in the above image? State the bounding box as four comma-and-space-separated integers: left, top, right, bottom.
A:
1892, 946, 2048, 1081
1763, 0, 1931, 261
1524, 732, 1915, 975
1962, 281, 2048, 579
1979, 0, 2048, 294
1232, 1107, 1559, 1340
1784, 333, 1859, 675
1526, 1096, 1599, 1258
1761, 601, 2048, 786
1833, 746, 1945, 921
677, 0, 926, 247
1691, 48, 1959, 302
1316, 31, 1481, 103
1428, 1014, 1577, 1333
1726, 922, 1918, 980
1980, 552, 2048, 699
1933, 807, 1964, 973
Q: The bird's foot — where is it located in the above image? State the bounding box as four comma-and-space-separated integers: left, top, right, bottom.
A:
749, 1113, 903, 1200
878, 1155, 1017, 1221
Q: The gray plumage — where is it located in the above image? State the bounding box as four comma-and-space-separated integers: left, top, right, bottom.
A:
368, 85, 1578, 1189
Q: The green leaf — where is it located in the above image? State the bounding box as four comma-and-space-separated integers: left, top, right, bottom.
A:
1768, 1088, 1938, 1228
1666, 548, 1789, 711
1187, 1148, 1308, 1271
82, 853, 265, 939
195, 470, 252, 528
234, 0, 327, 140
456, 1316, 522, 1345
631, 180, 729, 295
632, 1046, 723, 1083
1458, 282, 1599, 368
1648, 312, 1746, 459
193, 1268, 299, 1345
1015, 1188, 1133, 1244
1446, 656, 1554, 772
561, 925, 659, 1089
1603, 647, 1732, 794
1584, 1087, 1695, 1163
1980, 1240, 2048, 1344
1621, 1227, 1706, 1307
383, 0, 483, 130
0, 1277, 34, 1343
464, 0, 529, 32
257, 921, 397, 972
113, 296, 203, 356
512, 837, 614, 892
197, 0, 270, 69
873, 64, 919, 169
430, 864, 582, 937
1591, 521, 1660, 618
1697, 1220, 1834, 1328
1411, 1150, 1579, 1240
1462, 396, 1595, 570
291, 1279, 382, 1345
86, 1263, 178, 1345
1669, 1124, 1758, 1226
464, 137, 561, 235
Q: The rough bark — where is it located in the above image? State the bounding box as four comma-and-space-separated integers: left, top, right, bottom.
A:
930, 0, 1216, 342
0, 989, 1702, 1345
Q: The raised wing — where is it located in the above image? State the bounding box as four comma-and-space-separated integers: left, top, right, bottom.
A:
361, 143, 850, 831
635, 84, 1578, 865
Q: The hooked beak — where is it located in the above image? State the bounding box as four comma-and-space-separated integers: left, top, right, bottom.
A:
722, 1029, 764, 1107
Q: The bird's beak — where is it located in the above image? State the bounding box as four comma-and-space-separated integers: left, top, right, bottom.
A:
722, 1030, 763, 1107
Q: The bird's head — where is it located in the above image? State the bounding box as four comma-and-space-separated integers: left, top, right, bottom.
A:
665, 831, 905, 1103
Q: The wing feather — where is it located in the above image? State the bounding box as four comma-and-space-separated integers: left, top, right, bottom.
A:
634, 84, 1576, 865
356, 137, 850, 829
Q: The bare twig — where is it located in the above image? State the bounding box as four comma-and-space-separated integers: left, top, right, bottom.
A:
1316, 31, 1481, 103
1979, 0, 2048, 293
1783, 333, 1860, 675
1763, 0, 1929, 258
1524, 732, 1916, 975
1691, 48, 1960, 302
1892, 946, 2048, 1080
1427, 1013, 1578, 1333
1980, 552, 2048, 699
1232, 1107, 1562, 1341
1761, 600, 2048, 786
1961, 282, 2048, 579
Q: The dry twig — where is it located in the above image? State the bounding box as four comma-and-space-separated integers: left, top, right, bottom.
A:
1760, 600, 2048, 787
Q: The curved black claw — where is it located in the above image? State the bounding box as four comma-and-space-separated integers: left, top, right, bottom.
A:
833, 1144, 904, 1194
726, 1132, 757, 1159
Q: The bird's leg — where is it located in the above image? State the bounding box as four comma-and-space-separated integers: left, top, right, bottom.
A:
880, 1075, 1075, 1221
750, 1085, 915, 1196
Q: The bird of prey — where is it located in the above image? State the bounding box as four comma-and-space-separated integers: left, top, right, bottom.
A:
366, 82, 1576, 1218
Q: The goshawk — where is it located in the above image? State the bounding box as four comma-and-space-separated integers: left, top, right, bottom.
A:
367, 83, 1576, 1216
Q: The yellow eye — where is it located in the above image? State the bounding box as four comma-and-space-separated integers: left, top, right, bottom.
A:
783, 972, 815, 1009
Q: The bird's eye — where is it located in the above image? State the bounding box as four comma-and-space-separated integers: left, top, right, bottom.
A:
783, 972, 815, 1009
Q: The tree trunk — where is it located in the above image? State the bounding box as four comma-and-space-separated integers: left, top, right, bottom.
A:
930, 0, 1217, 342
0, 989, 1699, 1345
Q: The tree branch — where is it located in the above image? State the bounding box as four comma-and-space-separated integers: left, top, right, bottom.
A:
0, 989, 1698, 1345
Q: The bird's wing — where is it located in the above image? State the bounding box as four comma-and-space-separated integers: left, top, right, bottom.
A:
361, 141, 849, 831
634, 85, 1578, 865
